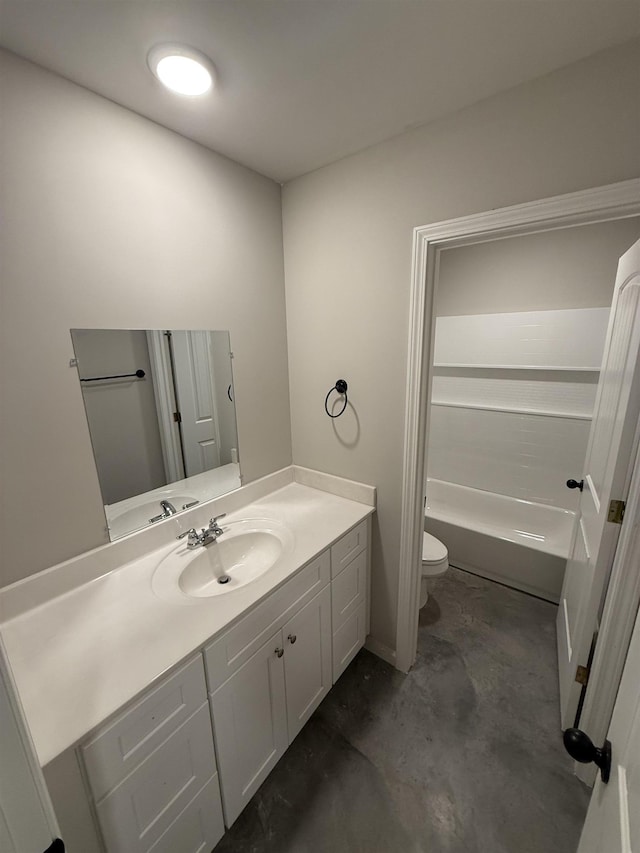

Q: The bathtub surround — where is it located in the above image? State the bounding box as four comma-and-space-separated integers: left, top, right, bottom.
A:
425, 479, 574, 601
214, 569, 589, 853
429, 406, 590, 508
425, 242, 639, 602
433, 308, 610, 371
428, 307, 610, 511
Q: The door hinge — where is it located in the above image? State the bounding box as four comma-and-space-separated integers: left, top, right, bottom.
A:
575, 665, 589, 687
608, 499, 626, 525
173, 411, 182, 423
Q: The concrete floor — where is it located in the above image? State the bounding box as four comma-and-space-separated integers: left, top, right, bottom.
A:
213, 568, 590, 853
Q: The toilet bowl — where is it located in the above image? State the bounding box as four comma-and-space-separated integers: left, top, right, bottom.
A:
420, 532, 449, 608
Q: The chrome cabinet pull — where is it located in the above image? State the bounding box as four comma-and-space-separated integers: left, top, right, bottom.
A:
275, 647, 284, 658
287, 634, 297, 644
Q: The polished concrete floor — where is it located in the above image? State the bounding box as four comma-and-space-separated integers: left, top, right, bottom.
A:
213, 568, 590, 853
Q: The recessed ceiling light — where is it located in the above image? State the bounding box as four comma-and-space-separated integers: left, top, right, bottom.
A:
147, 44, 215, 97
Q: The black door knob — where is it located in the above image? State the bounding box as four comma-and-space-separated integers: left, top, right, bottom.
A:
563, 728, 611, 783
566, 479, 584, 491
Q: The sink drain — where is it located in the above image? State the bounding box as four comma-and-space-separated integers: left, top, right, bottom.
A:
217, 575, 231, 585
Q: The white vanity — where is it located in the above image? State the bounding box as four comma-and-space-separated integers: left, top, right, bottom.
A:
0, 468, 375, 853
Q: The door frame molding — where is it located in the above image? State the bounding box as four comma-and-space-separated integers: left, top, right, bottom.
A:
146, 331, 185, 483
396, 178, 640, 675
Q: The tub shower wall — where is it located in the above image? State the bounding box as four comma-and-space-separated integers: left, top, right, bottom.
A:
425, 308, 610, 601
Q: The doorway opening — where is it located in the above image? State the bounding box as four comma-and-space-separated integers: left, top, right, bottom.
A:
396, 179, 640, 745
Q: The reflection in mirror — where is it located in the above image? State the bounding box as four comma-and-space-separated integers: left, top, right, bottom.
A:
71, 329, 241, 540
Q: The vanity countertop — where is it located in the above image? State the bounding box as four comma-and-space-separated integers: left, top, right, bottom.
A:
0, 482, 374, 767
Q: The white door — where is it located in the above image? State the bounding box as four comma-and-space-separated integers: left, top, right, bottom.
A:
171, 331, 221, 477
0, 642, 59, 853
558, 239, 640, 729
577, 601, 640, 852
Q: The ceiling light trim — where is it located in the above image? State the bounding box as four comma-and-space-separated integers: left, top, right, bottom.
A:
147, 43, 215, 97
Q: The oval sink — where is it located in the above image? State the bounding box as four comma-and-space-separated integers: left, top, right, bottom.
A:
151, 518, 294, 603
108, 495, 198, 537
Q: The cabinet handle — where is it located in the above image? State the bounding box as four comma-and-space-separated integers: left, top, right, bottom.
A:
288, 634, 297, 644
275, 647, 284, 658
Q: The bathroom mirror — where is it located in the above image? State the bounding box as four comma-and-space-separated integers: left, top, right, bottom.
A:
70, 328, 241, 540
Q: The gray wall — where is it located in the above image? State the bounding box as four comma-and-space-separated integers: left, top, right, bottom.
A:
437, 218, 640, 317
282, 39, 640, 655
0, 50, 291, 586
71, 329, 167, 505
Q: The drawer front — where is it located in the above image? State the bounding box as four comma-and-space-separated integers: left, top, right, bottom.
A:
331, 519, 368, 578
333, 601, 367, 683
332, 549, 367, 632
205, 550, 330, 692
147, 776, 224, 853
83, 655, 207, 800
96, 703, 216, 853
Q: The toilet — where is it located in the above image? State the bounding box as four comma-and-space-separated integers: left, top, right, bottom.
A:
420, 531, 449, 608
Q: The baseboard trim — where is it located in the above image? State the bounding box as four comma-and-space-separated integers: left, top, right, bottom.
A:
364, 636, 397, 667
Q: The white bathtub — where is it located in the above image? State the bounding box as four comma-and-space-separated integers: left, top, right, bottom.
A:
425, 478, 575, 602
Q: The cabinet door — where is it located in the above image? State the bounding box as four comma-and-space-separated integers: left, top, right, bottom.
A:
283, 586, 332, 742
210, 630, 288, 827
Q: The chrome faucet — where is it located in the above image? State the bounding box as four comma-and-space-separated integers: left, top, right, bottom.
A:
160, 500, 177, 516
177, 514, 227, 549
149, 500, 178, 524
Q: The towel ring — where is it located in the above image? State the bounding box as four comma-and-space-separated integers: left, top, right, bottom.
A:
324, 379, 348, 418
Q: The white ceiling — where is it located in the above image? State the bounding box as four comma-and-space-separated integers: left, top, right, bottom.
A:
1, 1, 639, 182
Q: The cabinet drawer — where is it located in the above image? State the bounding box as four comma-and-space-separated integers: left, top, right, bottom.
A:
147, 776, 224, 853
83, 655, 207, 800
333, 601, 367, 683
96, 703, 217, 853
331, 519, 368, 578
332, 549, 367, 632
205, 550, 330, 692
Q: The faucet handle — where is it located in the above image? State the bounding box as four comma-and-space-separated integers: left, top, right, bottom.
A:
177, 528, 198, 542
210, 514, 226, 525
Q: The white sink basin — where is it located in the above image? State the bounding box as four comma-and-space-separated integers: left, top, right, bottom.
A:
108, 495, 198, 536
151, 518, 294, 603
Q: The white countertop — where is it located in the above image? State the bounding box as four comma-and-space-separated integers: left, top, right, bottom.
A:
1, 482, 373, 767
